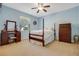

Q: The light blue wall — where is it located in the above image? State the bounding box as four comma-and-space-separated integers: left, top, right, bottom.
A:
38, 6, 79, 42
0, 5, 79, 42
0, 5, 39, 39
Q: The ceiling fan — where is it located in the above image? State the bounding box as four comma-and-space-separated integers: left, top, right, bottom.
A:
31, 3, 50, 13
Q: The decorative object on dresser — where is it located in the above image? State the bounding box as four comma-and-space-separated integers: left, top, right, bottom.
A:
1, 20, 21, 45
59, 23, 71, 43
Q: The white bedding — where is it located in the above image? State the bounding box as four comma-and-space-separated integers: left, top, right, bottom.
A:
30, 29, 54, 45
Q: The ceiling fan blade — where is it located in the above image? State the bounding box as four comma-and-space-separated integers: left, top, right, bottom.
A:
31, 7, 37, 9
43, 9, 47, 12
44, 5, 50, 8
37, 10, 39, 13
38, 3, 43, 6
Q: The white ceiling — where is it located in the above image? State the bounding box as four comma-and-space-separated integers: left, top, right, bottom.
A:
3, 3, 79, 17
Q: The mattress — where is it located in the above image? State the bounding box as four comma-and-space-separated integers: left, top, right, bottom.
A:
30, 29, 54, 45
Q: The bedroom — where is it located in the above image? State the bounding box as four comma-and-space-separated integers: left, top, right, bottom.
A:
0, 3, 79, 56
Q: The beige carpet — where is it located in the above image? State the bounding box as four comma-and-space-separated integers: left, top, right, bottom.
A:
0, 39, 79, 56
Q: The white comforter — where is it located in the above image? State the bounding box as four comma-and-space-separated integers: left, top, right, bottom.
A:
30, 29, 54, 45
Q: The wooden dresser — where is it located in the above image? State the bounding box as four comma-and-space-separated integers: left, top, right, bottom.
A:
1, 20, 21, 45
1, 30, 21, 45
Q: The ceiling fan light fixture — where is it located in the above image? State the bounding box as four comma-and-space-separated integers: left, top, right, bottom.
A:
31, 3, 50, 13
38, 7, 43, 11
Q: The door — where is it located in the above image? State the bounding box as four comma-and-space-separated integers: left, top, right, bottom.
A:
59, 23, 71, 43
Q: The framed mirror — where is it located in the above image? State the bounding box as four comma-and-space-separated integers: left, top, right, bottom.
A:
6, 20, 16, 31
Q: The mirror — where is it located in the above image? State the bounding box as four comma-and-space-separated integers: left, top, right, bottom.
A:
7, 22, 15, 31
6, 20, 16, 31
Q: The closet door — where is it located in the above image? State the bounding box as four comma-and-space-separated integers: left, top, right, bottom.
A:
59, 23, 71, 43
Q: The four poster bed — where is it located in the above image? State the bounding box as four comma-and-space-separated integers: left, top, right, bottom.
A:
29, 19, 55, 47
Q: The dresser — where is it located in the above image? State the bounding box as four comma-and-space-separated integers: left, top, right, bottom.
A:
1, 20, 21, 45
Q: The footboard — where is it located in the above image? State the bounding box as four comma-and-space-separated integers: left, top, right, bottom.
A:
29, 33, 45, 46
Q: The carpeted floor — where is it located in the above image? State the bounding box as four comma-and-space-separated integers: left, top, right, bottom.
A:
0, 39, 79, 56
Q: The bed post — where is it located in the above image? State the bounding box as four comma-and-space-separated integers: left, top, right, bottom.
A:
29, 24, 30, 41
42, 18, 45, 47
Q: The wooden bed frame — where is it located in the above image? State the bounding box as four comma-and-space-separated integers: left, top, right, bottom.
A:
29, 18, 45, 46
